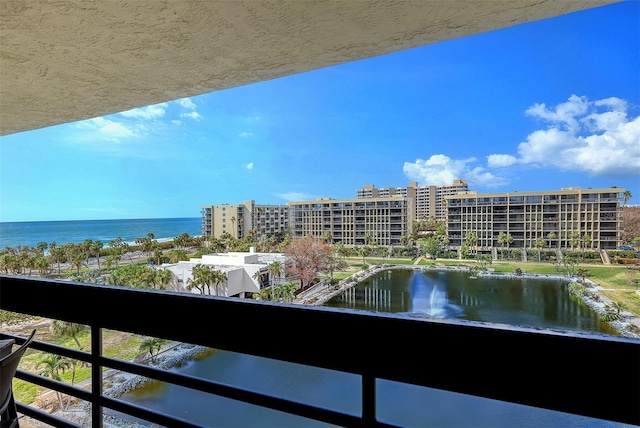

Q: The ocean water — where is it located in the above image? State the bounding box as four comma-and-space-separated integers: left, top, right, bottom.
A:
0, 217, 202, 249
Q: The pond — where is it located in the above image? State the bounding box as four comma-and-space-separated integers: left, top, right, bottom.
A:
323, 268, 619, 336
115, 269, 626, 427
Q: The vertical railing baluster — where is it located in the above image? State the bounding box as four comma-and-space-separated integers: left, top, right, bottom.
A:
362, 373, 376, 426
91, 325, 103, 428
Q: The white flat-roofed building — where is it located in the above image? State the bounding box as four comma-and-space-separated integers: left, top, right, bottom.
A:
161, 249, 287, 298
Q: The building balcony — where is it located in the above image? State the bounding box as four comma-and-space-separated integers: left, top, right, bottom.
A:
1, 276, 639, 428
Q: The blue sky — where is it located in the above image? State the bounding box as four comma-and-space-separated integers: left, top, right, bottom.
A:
1, 1, 638, 222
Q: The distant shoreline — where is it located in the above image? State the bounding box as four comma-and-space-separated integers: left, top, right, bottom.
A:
0, 216, 200, 224
0, 217, 202, 250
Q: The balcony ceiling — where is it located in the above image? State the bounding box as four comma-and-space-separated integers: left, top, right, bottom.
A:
0, 0, 616, 136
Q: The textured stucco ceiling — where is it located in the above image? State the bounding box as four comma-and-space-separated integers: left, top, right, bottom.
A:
0, 0, 616, 136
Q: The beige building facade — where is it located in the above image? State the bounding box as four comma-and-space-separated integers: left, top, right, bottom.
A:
445, 187, 625, 253
201, 201, 289, 240
288, 196, 413, 246
356, 179, 468, 221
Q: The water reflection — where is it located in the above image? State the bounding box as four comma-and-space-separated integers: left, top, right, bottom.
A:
326, 268, 618, 336
409, 271, 464, 318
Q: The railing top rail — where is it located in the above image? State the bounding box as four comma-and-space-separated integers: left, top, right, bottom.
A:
1, 275, 638, 426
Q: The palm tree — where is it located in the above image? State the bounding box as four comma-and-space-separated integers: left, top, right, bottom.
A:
168, 249, 188, 263
252, 269, 265, 287
534, 238, 546, 262
623, 190, 632, 207
267, 261, 283, 286
254, 286, 272, 301
546, 232, 556, 251
82, 239, 94, 265
497, 232, 507, 259
154, 268, 172, 290
109, 237, 124, 268
464, 231, 478, 257
210, 269, 227, 296
582, 233, 592, 257
357, 246, 368, 265
174, 233, 192, 249
139, 337, 166, 363
135, 233, 156, 258
91, 240, 103, 270
280, 281, 298, 303
122, 242, 134, 264
152, 246, 164, 265
364, 233, 376, 246
569, 231, 581, 251
37, 354, 72, 410
34, 255, 50, 275
50, 320, 85, 349
104, 255, 115, 271
186, 264, 207, 294
49, 241, 62, 273
70, 252, 86, 275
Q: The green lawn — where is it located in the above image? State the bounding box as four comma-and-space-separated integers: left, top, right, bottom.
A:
12, 327, 145, 405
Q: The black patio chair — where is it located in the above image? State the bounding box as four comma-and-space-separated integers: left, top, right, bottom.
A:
0, 330, 36, 428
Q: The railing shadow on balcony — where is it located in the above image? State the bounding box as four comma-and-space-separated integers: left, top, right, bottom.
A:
1, 274, 639, 428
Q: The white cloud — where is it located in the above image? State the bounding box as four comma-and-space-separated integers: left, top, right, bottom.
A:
403, 154, 507, 188
177, 98, 196, 109
180, 111, 202, 121
487, 154, 517, 168
525, 94, 589, 134
487, 95, 640, 178
404, 95, 638, 190
84, 117, 135, 139
275, 192, 314, 202
466, 167, 509, 187
403, 154, 471, 184
239, 132, 253, 137
508, 95, 640, 177
245, 162, 254, 170
175, 97, 202, 121
120, 103, 168, 119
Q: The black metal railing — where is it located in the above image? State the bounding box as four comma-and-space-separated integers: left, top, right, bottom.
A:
1, 275, 639, 427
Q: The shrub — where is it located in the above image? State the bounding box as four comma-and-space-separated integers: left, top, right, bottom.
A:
616, 258, 640, 265
600, 312, 618, 322
568, 283, 586, 296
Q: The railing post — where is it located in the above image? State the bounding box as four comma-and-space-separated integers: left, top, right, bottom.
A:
91, 325, 103, 428
362, 373, 376, 426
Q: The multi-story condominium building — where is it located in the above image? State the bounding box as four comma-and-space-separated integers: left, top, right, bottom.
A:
445, 187, 625, 253
201, 200, 289, 239
356, 179, 468, 221
252, 204, 290, 238
287, 196, 413, 246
